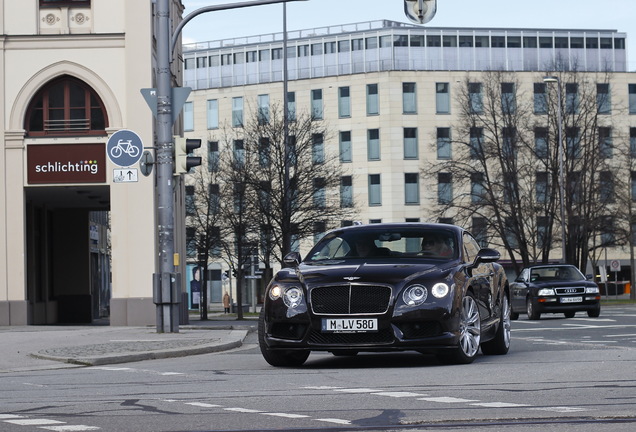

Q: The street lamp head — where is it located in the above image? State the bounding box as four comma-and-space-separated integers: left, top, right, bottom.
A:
543, 76, 559, 83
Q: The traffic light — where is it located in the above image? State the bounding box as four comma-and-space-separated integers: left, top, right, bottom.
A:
232, 269, 237, 277
403, 0, 437, 25
174, 137, 202, 174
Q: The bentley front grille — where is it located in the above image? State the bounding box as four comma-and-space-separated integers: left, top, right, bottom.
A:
310, 284, 391, 315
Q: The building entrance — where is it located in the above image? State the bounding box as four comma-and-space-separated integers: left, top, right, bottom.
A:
25, 186, 110, 324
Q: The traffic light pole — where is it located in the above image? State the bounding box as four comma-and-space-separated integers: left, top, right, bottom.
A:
153, 0, 307, 333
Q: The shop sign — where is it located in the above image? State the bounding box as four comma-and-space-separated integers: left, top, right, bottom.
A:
27, 143, 106, 184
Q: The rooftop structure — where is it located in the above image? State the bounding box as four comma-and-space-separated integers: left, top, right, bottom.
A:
183, 20, 628, 90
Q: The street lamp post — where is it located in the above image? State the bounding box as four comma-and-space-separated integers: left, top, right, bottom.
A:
543, 76, 567, 263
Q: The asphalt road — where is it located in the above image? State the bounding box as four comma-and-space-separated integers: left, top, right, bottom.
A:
1, 306, 635, 432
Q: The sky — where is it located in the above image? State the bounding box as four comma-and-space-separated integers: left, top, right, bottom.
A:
179, 0, 635, 71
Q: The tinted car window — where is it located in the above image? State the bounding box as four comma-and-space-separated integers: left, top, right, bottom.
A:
462, 233, 481, 263
306, 228, 458, 261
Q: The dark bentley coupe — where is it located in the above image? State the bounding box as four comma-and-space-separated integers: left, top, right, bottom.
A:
258, 223, 511, 366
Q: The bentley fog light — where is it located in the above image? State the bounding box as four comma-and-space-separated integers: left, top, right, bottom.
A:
538, 288, 555, 296
431, 282, 450, 298
403, 284, 428, 305
283, 287, 303, 308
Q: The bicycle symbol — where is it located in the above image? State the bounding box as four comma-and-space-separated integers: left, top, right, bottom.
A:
110, 139, 140, 159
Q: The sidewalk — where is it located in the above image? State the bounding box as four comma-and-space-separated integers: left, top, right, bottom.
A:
0, 313, 257, 373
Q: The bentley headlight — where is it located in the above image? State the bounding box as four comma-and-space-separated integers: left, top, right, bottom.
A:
431, 283, 450, 298
269, 285, 282, 301
403, 284, 428, 306
585, 287, 600, 294
538, 288, 555, 296
283, 287, 304, 308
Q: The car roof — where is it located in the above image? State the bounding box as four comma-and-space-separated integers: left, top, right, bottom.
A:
328, 222, 464, 236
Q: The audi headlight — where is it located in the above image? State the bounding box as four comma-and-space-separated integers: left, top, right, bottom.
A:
585, 287, 600, 294
283, 287, 304, 308
431, 283, 450, 298
403, 284, 428, 306
538, 288, 555, 296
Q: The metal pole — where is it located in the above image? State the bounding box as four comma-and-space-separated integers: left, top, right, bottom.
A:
155, 0, 179, 332
282, 3, 291, 256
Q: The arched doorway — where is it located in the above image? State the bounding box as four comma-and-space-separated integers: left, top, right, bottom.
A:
24, 75, 111, 324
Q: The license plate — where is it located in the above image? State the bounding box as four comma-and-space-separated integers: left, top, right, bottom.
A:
322, 318, 378, 333
561, 296, 583, 303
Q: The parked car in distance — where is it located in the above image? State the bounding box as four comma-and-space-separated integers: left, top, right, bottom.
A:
510, 264, 601, 320
258, 223, 511, 367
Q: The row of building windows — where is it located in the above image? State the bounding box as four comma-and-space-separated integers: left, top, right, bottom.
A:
185, 81, 636, 132
185, 33, 626, 69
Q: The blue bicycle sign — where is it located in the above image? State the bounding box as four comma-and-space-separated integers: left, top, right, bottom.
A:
107, 129, 144, 167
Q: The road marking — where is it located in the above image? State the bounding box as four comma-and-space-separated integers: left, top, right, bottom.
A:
303, 386, 343, 390
261, 413, 311, 419
470, 402, 530, 408
419, 397, 479, 403
529, 407, 587, 413
40, 426, 101, 431
0, 415, 23, 419
224, 408, 263, 413
185, 402, 221, 408
315, 418, 352, 425
160, 372, 184, 376
5, 419, 65, 426
334, 388, 381, 393
372, 391, 428, 398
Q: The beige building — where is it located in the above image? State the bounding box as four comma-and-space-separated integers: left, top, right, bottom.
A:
182, 21, 636, 304
0, 0, 186, 326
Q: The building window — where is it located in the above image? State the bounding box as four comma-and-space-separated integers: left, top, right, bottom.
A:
297, 45, 309, 57
257, 94, 269, 125
436, 82, 450, 114
246, 51, 257, 62
208, 141, 219, 172
566, 83, 579, 114
271, 48, 282, 59
368, 174, 382, 206
311, 89, 323, 120
367, 129, 380, 161
468, 127, 483, 159
232, 96, 243, 127
631, 128, 636, 157
287, 91, 296, 121
566, 127, 581, 159
339, 131, 352, 162
597, 83, 611, 114
259, 137, 270, 167
536, 171, 549, 204
535, 127, 548, 159
629, 84, 636, 114
338, 40, 350, 52
185, 185, 195, 217
313, 221, 326, 245
338, 86, 351, 118
209, 183, 220, 214
472, 217, 488, 247
340, 176, 353, 208
405, 173, 420, 205
438, 173, 452, 204
501, 82, 516, 114
403, 127, 418, 159
40, 0, 90, 6
324, 41, 336, 54
631, 172, 636, 201
471, 173, 486, 203
311, 43, 323, 55
25, 75, 108, 137
352, 38, 364, 51
233, 139, 245, 166
534, 83, 547, 114
600, 171, 614, 203
437, 128, 451, 159
469, 82, 483, 114
402, 82, 417, 114
183, 101, 194, 131
196, 57, 207, 68
313, 178, 326, 208
366, 84, 379, 115
206, 99, 218, 129
599, 127, 613, 158
503, 127, 516, 159
312, 133, 324, 164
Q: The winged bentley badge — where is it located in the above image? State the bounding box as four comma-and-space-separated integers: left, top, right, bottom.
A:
343, 276, 360, 281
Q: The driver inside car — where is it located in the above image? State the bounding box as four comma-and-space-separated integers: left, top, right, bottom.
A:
421, 233, 453, 257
